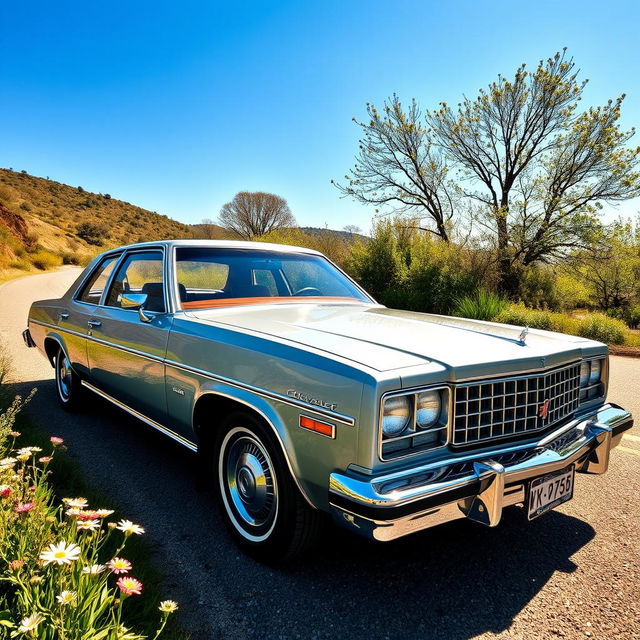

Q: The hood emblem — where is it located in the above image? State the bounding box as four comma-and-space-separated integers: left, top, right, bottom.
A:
518, 327, 529, 344
538, 399, 550, 420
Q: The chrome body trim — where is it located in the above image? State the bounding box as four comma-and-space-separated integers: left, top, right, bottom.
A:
30, 319, 356, 426
81, 380, 198, 452
22, 328, 36, 348
330, 403, 632, 541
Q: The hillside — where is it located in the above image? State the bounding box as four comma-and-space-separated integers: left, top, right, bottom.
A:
0, 169, 365, 280
0, 169, 203, 277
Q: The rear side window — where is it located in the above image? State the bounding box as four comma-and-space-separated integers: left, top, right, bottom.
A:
77, 256, 118, 305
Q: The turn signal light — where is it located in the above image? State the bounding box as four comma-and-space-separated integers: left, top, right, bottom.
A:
299, 415, 335, 438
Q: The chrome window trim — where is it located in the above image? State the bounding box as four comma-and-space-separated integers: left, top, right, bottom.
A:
72, 253, 122, 306
102, 246, 168, 312
378, 385, 451, 462
30, 319, 356, 426
169, 244, 376, 311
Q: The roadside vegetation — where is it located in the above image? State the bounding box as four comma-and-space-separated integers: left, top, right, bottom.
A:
0, 350, 185, 638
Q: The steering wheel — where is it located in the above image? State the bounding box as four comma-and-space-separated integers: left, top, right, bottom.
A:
293, 287, 322, 297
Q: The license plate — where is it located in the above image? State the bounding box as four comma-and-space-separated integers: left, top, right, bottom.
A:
527, 465, 575, 520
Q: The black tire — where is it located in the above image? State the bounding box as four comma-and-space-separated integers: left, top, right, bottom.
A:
211, 410, 324, 563
54, 346, 84, 411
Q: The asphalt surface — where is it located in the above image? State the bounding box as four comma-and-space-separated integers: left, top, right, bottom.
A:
0, 268, 638, 640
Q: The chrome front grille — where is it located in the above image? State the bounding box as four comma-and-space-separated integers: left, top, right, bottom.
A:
452, 363, 581, 447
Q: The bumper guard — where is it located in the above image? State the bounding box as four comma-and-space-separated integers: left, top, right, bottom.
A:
329, 403, 632, 541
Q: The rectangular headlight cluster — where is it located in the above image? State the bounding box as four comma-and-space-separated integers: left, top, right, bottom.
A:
379, 386, 449, 460
579, 357, 607, 403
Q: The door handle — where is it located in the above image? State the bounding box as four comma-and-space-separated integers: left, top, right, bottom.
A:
59, 312, 69, 320
87, 320, 102, 328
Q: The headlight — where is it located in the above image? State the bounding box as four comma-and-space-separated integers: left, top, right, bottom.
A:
382, 395, 412, 437
416, 390, 441, 429
580, 361, 590, 387
579, 357, 606, 403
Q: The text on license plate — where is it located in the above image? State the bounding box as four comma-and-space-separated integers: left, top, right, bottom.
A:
527, 465, 575, 520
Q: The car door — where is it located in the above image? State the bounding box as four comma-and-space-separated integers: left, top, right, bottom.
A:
85, 248, 171, 424
58, 254, 120, 378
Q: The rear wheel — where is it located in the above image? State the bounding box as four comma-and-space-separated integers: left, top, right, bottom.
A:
55, 347, 83, 410
211, 411, 323, 562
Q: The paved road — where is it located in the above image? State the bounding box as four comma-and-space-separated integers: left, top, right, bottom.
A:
1, 269, 638, 640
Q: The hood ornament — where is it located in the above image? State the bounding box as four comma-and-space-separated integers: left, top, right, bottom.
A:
518, 327, 529, 344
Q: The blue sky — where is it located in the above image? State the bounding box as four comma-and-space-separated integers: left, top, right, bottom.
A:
2, 0, 639, 232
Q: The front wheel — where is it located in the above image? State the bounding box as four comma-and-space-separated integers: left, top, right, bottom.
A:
55, 347, 83, 411
212, 411, 323, 562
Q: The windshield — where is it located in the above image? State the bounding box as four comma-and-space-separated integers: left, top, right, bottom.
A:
174, 247, 372, 309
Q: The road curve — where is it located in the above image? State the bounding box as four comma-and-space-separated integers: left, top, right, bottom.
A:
0, 269, 639, 640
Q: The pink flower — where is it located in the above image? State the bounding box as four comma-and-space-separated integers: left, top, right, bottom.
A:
15, 502, 35, 514
10, 432, 21, 438
50, 437, 64, 446
39, 456, 53, 464
116, 576, 143, 595
77, 511, 100, 521
0, 485, 12, 498
108, 557, 132, 574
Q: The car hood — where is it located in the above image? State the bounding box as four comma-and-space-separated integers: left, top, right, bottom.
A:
185, 303, 598, 378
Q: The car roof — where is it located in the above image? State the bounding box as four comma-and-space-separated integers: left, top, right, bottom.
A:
101, 239, 323, 256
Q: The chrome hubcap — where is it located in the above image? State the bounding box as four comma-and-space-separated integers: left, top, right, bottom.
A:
57, 353, 72, 400
225, 435, 277, 531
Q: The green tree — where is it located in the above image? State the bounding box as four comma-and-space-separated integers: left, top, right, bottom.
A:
333, 95, 455, 241
570, 219, 640, 310
429, 50, 640, 294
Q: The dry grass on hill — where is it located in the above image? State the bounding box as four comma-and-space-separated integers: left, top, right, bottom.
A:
0, 169, 229, 279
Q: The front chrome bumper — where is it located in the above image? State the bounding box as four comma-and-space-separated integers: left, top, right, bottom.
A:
329, 403, 633, 541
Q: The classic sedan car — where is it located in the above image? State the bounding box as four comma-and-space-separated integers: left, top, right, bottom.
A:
24, 240, 633, 560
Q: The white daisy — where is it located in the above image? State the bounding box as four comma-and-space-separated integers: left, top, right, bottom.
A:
56, 590, 77, 606
116, 520, 145, 536
82, 564, 107, 575
39, 541, 81, 566
77, 519, 100, 531
17, 613, 44, 633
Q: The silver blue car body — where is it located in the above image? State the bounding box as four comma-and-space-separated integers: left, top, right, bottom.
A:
24, 240, 634, 544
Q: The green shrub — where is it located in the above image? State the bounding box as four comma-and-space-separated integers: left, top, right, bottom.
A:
30, 249, 62, 270
576, 313, 627, 345
627, 305, 640, 330
496, 304, 553, 330
61, 251, 82, 265
76, 221, 108, 245
455, 289, 508, 321
517, 266, 561, 310
9, 259, 30, 271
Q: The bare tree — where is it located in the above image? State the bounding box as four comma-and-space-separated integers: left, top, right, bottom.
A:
429, 50, 640, 294
333, 95, 455, 241
218, 192, 296, 239
343, 224, 362, 236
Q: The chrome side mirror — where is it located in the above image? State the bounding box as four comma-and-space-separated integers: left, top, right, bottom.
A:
119, 293, 152, 323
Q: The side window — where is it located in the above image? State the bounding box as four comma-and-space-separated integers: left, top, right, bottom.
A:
77, 256, 118, 305
105, 251, 165, 312
252, 269, 278, 296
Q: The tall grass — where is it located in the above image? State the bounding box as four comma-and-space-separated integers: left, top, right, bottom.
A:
454, 290, 508, 321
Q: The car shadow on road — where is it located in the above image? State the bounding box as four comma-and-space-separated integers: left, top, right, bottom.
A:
11, 378, 596, 640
